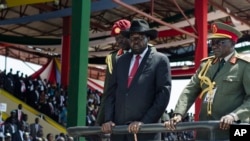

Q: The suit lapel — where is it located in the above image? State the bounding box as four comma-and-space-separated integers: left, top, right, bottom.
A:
124, 53, 133, 88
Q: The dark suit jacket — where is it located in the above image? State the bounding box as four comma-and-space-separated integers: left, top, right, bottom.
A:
29, 123, 42, 139
4, 122, 17, 135
12, 130, 23, 141
105, 47, 172, 141
14, 110, 24, 122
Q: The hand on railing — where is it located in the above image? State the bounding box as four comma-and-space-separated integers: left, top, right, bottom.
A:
128, 121, 143, 141
164, 114, 182, 130
220, 114, 234, 130
128, 121, 143, 134
101, 121, 115, 134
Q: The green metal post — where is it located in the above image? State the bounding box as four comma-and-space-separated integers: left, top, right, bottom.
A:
68, 0, 90, 141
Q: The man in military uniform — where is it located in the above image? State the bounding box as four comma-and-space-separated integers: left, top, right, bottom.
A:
164, 22, 250, 140
96, 19, 131, 126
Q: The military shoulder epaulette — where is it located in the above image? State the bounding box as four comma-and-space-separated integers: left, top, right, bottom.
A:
236, 54, 250, 63
200, 56, 215, 62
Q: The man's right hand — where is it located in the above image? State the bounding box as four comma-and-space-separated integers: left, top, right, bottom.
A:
164, 114, 182, 131
101, 121, 115, 133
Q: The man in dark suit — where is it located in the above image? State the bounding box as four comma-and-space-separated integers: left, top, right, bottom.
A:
164, 22, 250, 140
4, 116, 18, 136
96, 19, 131, 126
12, 122, 25, 141
29, 117, 43, 140
15, 104, 25, 122
102, 19, 172, 141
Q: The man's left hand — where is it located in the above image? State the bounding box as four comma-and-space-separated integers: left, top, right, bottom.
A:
220, 115, 234, 130
128, 121, 143, 134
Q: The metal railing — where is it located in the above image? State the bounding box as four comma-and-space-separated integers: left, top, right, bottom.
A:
67, 121, 248, 141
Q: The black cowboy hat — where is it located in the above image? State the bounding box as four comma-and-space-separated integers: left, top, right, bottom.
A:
121, 19, 158, 40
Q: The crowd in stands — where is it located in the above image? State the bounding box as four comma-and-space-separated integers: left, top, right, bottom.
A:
0, 68, 195, 141
0, 69, 68, 126
0, 103, 73, 141
86, 89, 101, 126
0, 69, 72, 141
